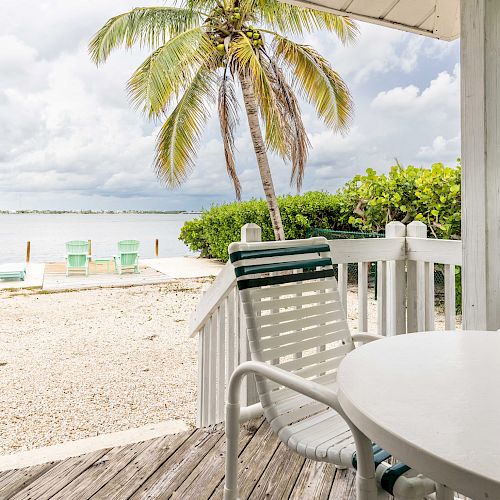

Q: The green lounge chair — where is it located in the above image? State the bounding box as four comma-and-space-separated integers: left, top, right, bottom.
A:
65, 240, 90, 276
0, 263, 26, 281
113, 240, 139, 274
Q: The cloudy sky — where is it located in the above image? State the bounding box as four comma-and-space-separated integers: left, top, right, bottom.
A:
0, 1, 460, 211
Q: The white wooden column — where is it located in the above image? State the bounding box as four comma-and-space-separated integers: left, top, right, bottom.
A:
461, 0, 500, 330
406, 221, 427, 333
385, 221, 406, 335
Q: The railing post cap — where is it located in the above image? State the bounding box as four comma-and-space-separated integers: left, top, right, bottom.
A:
407, 220, 428, 238
385, 221, 406, 238
241, 223, 262, 243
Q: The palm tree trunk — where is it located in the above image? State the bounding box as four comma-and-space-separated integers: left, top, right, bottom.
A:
240, 73, 285, 240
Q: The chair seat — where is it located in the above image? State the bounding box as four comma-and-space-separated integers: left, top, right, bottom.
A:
271, 396, 355, 466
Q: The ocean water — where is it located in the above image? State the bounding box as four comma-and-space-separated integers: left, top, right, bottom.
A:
0, 213, 198, 264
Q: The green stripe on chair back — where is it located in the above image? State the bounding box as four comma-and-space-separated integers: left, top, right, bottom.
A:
228, 237, 354, 425
66, 240, 89, 254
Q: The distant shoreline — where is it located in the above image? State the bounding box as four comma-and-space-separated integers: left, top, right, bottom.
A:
0, 211, 202, 215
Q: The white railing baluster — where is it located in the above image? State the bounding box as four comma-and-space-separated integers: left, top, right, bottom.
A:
208, 312, 217, 425
358, 262, 369, 332
444, 264, 456, 330
217, 302, 226, 423
197, 326, 206, 427
338, 263, 348, 313
425, 262, 435, 331
226, 291, 236, 385
377, 261, 387, 336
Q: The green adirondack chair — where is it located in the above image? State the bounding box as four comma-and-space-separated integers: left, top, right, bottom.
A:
0, 263, 26, 281
113, 240, 140, 274
65, 240, 90, 276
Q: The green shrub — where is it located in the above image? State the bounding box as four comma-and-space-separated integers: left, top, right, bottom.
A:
339, 162, 461, 239
180, 162, 462, 261
180, 191, 350, 261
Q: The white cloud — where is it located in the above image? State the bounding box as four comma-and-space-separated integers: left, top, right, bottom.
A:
371, 64, 460, 117
417, 135, 460, 162
0, 2, 462, 210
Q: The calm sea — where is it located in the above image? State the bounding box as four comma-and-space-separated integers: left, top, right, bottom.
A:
0, 213, 198, 264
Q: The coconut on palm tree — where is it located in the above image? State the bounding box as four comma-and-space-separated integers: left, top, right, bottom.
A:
89, 0, 356, 240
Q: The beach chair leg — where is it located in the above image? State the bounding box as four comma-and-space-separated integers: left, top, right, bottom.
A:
436, 484, 454, 499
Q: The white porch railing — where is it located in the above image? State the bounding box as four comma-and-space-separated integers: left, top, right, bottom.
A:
189, 221, 462, 427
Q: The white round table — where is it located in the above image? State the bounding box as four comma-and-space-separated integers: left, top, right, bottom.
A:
337, 331, 500, 500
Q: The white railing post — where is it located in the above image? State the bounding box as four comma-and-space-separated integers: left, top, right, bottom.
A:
238, 224, 261, 407
406, 221, 427, 332
385, 221, 407, 335
241, 223, 262, 243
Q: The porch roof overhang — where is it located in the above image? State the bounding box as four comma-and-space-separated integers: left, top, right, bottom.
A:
285, 0, 460, 41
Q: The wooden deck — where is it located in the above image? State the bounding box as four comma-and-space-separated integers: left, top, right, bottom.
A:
42, 263, 172, 291
0, 419, 355, 499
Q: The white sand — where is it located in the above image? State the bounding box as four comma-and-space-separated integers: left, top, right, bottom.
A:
0, 279, 212, 454
0, 281, 459, 455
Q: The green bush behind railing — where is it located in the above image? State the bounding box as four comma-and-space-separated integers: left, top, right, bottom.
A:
179, 162, 461, 262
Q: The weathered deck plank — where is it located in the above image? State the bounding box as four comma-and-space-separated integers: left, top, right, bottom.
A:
128, 426, 225, 499
0, 421, 357, 500
53, 440, 154, 500
0, 462, 57, 498
10, 449, 109, 500
92, 432, 192, 500
289, 460, 337, 499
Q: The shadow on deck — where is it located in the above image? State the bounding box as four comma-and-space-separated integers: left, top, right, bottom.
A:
0, 419, 356, 499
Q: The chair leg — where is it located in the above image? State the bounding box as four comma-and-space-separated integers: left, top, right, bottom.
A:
435, 484, 454, 500
224, 401, 241, 500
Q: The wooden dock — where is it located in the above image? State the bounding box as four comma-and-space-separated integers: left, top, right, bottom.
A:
42, 263, 172, 292
0, 419, 355, 499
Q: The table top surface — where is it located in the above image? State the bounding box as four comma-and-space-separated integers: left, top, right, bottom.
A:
337, 331, 500, 498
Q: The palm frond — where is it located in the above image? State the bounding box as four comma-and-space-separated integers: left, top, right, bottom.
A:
89, 7, 204, 65
184, 0, 219, 12
240, 0, 358, 41
230, 34, 288, 159
127, 28, 214, 118
155, 67, 218, 188
263, 58, 310, 190
274, 35, 353, 132
218, 73, 242, 199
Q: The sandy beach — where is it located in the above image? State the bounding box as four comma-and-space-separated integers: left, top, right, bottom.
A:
0, 279, 212, 455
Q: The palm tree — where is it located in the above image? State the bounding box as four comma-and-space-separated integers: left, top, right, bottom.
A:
89, 0, 356, 240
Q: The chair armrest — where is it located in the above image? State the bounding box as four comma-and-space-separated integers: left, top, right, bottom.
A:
351, 333, 384, 345
228, 360, 341, 413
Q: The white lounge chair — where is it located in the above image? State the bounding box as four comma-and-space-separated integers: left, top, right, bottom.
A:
223, 237, 440, 500
0, 263, 26, 281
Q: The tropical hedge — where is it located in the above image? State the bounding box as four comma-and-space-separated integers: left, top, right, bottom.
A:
180, 162, 461, 261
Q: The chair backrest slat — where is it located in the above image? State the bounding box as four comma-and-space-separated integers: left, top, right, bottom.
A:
118, 240, 139, 266
66, 240, 89, 254
229, 237, 354, 425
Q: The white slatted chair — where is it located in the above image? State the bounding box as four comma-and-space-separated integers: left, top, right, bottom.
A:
223, 237, 440, 500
